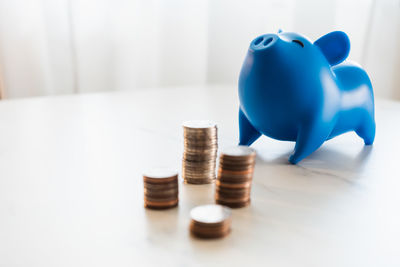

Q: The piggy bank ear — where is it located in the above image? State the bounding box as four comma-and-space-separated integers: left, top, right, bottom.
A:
314, 31, 350, 65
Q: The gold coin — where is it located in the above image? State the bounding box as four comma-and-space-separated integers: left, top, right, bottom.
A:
144, 199, 179, 209
216, 199, 250, 208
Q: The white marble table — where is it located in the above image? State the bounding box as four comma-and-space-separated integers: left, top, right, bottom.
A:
0, 86, 399, 267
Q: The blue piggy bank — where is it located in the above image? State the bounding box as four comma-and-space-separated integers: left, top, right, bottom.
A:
238, 31, 375, 164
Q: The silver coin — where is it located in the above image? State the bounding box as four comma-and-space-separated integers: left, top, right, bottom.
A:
183, 120, 217, 129
221, 146, 256, 157
183, 129, 217, 133
143, 168, 178, 179
190, 204, 231, 224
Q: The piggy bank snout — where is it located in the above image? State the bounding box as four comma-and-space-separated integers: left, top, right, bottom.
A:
251, 34, 278, 51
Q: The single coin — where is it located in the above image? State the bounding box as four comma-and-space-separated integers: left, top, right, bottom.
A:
183, 148, 218, 154
143, 168, 178, 179
183, 172, 216, 178
143, 168, 178, 184
216, 180, 252, 189
183, 168, 216, 174
218, 165, 255, 172
183, 145, 218, 150
215, 192, 250, 200
183, 120, 217, 129
183, 174, 215, 180
184, 146, 218, 152
190, 227, 231, 236
184, 159, 217, 164
183, 133, 217, 140
218, 169, 253, 176
219, 159, 255, 166
144, 196, 179, 203
144, 188, 178, 197
184, 143, 217, 148
216, 187, 251, 195
144, 182, 178, 191
144, 199, 179, 208
215, 195, 249, 202
190, 224, 231, 237
143, 177, 177, 185
215, 194, 250, 203
183, 155, 217, 162
217, 178, 252, 185
183, 174, 216, 179
190, 228, 231, 238
190, 218, 232, 228
183, 167, 216, 172
183, 137, 218, 142
219, 154, 255, 161
184, 178, 214, 184
183, 166, 216, 171
190, 218, 231, 235
218, 159, 255, 167
183, 167, 216, 173
184, 137, 217, 141
218, 170, 254, 177
217, 176, 253, 182
183, 159, 216, 165
144, 183, 178, 190
219, 155, 255, 162
221, 146, 256, 157
183, 129, 217, 134
183, 173, 216, 178
216, 199, 250, 208
190, 204, 231, 224
144, 195, 178, 202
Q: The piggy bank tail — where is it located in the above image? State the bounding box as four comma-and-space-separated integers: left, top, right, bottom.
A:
333, 61, 376, 145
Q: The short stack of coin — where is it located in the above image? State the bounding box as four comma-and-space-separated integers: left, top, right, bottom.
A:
143, 168, 179, 209
182, 120, 218, 184
189, 204, 232, 238
215, 146, 256, 208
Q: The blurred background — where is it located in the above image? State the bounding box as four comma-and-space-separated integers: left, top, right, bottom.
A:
0, 0, 399, 99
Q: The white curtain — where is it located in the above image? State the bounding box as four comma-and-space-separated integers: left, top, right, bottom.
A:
0, 0, 399, 99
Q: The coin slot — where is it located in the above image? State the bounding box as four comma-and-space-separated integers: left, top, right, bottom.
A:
292, 39, 304, 47
254, 37, 264, 46
263, 37, 273, 46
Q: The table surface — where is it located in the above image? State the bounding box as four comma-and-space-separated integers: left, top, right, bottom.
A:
0, 86, 399, 267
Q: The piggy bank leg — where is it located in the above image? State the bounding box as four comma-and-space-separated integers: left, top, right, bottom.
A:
356, 114, 376, 145
239, 108, 261, 146
289, 120, 333, 164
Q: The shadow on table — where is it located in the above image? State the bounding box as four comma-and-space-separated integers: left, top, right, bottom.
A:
257, 145, 374, 173
143, 207, 180, 239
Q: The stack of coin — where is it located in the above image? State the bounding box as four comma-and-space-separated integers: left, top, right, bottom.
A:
143, 168, 179, 209
215, 146, 256, 208
182, 120, 218, 184
189, 204, 232, 238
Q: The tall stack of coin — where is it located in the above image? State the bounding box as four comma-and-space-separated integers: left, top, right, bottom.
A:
189, 204, 232, 238
182, 121, 218, 184
215, 146, 256, 208
143, 168, 179, 209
